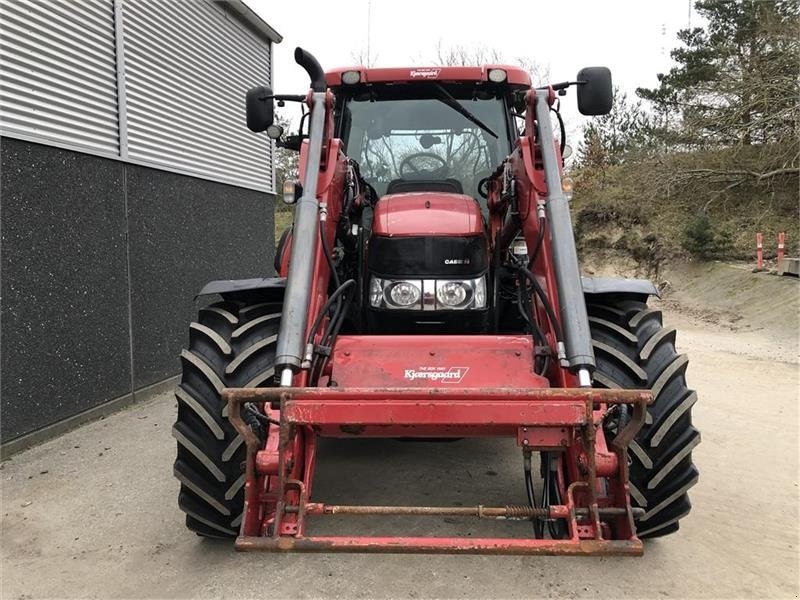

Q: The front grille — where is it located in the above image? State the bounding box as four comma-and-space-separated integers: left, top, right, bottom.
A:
367, 235, 489, 278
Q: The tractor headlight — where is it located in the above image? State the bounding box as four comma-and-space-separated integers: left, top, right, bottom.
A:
370, 276, 486, 311
436, 281, 467, 308
387, 280, 422, 308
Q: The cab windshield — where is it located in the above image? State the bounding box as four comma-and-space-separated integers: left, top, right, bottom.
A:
338, 84, 512, 201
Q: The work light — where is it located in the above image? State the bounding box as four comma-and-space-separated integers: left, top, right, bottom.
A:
488, 69, 507, 83
341, 70, 361, 85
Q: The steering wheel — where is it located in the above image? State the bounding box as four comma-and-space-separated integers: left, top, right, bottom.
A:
398, 152, 449, 179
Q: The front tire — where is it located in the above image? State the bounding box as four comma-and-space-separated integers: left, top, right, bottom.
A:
172, 298, 282, 538
587, 295, 700, 538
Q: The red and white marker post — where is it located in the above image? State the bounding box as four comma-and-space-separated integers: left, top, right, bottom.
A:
777, 232, 785, 262
756, 232, 764, 270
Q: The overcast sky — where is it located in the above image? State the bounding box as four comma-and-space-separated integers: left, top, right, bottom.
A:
248, 0, 698, 138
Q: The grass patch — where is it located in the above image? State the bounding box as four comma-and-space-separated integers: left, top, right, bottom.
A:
275, 206, 293, 240
571, 151, 797, 274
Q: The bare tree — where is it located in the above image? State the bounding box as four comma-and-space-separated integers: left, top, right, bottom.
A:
431, 41, 550, 85
350, 48, 378, 68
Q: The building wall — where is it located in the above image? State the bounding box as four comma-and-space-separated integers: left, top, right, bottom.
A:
121, 0, 275, 191
1, 138, 275, 443
0, 0, 275, 193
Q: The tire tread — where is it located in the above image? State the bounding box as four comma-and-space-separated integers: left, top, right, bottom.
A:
172, 298, 280, 538
588, 296, 699, 538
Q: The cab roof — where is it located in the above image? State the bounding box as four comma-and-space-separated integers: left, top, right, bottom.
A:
324, 65, 532, 88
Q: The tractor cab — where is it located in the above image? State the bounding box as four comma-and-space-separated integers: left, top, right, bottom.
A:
330, 66, 529, 207
328, 67, 530, 332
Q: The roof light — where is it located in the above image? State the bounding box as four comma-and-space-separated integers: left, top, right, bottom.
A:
488, 68, 507, 83
341, 70, 361, 85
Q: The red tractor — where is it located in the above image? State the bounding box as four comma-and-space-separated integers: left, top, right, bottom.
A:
172, 48, 699, 555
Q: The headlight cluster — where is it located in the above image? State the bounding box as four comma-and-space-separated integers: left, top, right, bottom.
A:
370, 276, 486, 311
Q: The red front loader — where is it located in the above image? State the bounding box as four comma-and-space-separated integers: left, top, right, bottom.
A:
171, 48, 699, 555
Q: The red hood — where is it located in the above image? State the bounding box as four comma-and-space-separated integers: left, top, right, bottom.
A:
372, 192, 484, 237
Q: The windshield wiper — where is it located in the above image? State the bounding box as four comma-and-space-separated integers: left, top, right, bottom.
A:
431, 83, 498, 139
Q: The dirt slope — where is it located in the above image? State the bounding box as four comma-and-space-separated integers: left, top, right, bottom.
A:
658, 261, 799, 362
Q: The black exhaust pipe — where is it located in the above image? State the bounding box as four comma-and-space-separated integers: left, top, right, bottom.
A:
294, 47, 326, 92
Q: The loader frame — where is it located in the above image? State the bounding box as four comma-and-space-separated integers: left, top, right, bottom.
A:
226, 386, 650, 555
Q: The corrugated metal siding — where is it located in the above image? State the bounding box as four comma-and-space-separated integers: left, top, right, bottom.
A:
0, 0, 120, 155
122, 0, 273, 192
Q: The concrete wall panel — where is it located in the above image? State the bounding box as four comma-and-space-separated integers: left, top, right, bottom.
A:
125, 165, 273, 388
1, 139, 275, 443
1, 139, 130, 439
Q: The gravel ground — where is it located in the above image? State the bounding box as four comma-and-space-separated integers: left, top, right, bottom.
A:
1, 306, 798, 599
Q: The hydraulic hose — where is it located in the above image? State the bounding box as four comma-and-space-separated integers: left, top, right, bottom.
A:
492, 240, 502, 333
516, 273, 550, 375
306, 279, 356, 347
306, 279, 355, 385
514, 264, 564, 345
318, 220, 343, 352
313, 289, 354, 384
523, 451, 544, 539
541, 452, 568, 539
529, 216, 546, 267
320, 220, 341, 290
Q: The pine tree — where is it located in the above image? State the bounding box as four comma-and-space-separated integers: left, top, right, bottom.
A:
578, 88, 652, 167
638, 0, 799, 153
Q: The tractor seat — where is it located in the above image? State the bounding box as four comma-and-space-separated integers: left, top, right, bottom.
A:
385, 178, 463, 195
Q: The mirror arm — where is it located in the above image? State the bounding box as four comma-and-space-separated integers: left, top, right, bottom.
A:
551, 80, 586, 91
260, 94, 306, 102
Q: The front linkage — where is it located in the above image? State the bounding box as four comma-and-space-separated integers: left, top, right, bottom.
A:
226, 386, 650, 555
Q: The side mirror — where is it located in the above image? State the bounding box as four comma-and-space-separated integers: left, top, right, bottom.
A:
576, 67, 612, 116
246, 85, 274, 132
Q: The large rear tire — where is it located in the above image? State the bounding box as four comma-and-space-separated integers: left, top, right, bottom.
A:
587, 296, 700, 538
172, 298, 282, 538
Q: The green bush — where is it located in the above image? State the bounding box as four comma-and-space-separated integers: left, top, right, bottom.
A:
681, 213, 733, 259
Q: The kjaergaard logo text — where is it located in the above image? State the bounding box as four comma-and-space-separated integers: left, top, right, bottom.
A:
410, 69, 441, 78
404, 366, 469, 383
